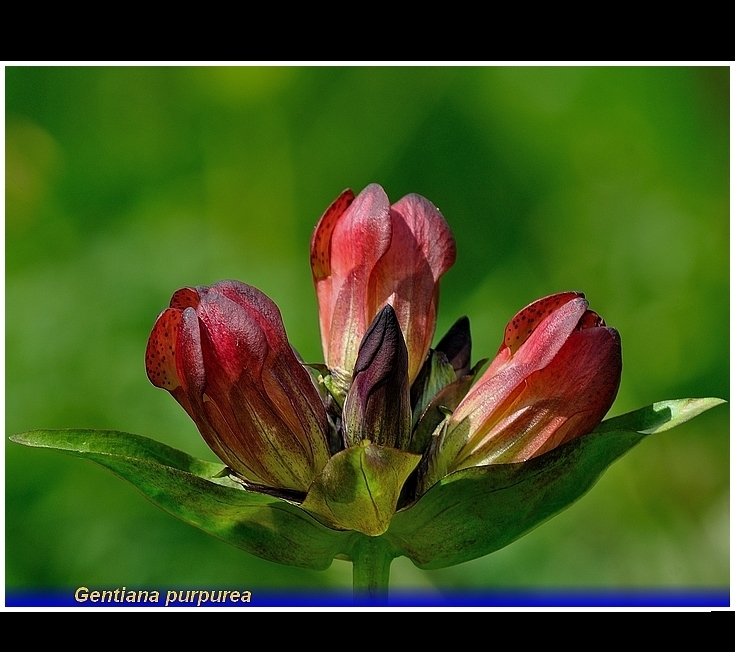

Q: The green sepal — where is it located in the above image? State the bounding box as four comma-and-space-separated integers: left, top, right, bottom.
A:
9, 429, 353, 570
303, 363, 333, 405
386, 398, 725, 570
302, 441, 421, 536
410, 350, 456, 428
321, 371, 349, 409
410, 358, 488, 455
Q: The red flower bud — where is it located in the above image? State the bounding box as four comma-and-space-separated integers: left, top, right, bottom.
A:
311, 184, 456, 384
441, 292, 622, 470
145, 280, 330, 492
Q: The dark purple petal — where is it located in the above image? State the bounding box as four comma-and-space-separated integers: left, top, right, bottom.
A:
343, 305, 411, 450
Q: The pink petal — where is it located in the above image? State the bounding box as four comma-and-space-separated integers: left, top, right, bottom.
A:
310, 188, 355, 280
510, 295, 589, 368
456, 325, 621, 467
369, 193, 456, 382
312, 184, 393, 374
503, 292, 585, 355
451, 295, 588, 427
515, 325, 622, 458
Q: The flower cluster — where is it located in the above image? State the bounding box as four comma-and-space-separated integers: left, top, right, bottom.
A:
12, 181, 722, 597
146, 184, 622, 518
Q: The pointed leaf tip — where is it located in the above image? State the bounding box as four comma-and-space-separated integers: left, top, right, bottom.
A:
594, 397, 726, 435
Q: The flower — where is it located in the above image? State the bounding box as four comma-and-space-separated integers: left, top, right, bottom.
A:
145, 280, 331, 493
310, 183, 456, 390
428, 291, 622, 487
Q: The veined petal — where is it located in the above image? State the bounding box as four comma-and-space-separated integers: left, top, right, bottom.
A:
515, 325, 622, 458
195, 289, 268, 384
311, 185, 392, 377
436, 293, 621, 481
201, 286, 330, 490
179, 292, 302, 487
212, 280, 291, 351
146, 281, 331, 493
207, 281, 331, 466
451, 294, 588, 428
369, 193, 457, 382
455, 326, 621, 467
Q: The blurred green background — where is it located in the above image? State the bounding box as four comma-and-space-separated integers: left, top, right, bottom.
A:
6, 66, 729, 596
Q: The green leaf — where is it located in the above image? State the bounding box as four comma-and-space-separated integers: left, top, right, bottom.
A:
593, 397, 726, 435
11, 398, 723, 573
386, 397, 725, 569
11, 428, 226, 478
302, 441, 421, 536
10, 429, 353, 570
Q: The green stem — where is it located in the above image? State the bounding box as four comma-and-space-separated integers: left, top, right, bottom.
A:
351, 535, 395, 603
